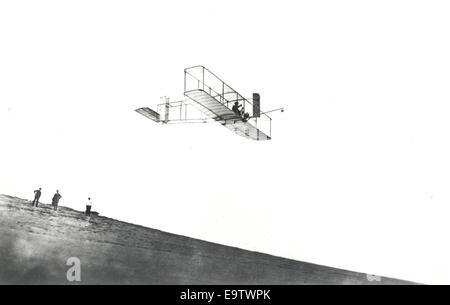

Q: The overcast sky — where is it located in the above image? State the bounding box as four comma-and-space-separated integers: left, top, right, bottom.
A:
1, 0, 450, 284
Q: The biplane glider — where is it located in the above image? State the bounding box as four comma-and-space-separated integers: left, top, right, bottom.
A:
135, 66, 282, 140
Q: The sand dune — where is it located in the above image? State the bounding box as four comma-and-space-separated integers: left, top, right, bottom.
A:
0, 194, 414, 284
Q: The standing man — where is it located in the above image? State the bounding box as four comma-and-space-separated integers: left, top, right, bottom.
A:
85, 197, 92, 217
52, 190, 62, 211
32, 188, 42, 207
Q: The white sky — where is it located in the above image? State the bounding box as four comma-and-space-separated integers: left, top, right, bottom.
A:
1, 0, 450, 284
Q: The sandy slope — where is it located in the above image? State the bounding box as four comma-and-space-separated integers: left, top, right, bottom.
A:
0, 194, 413, 284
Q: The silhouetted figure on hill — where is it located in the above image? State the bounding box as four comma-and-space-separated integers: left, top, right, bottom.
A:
32, 188, 42, 207
86, 197, 92, 217
52, 190, 62, 211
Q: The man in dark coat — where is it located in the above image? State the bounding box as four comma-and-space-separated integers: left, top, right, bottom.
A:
52, 190, 62, 211
32, 188, 42, 207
